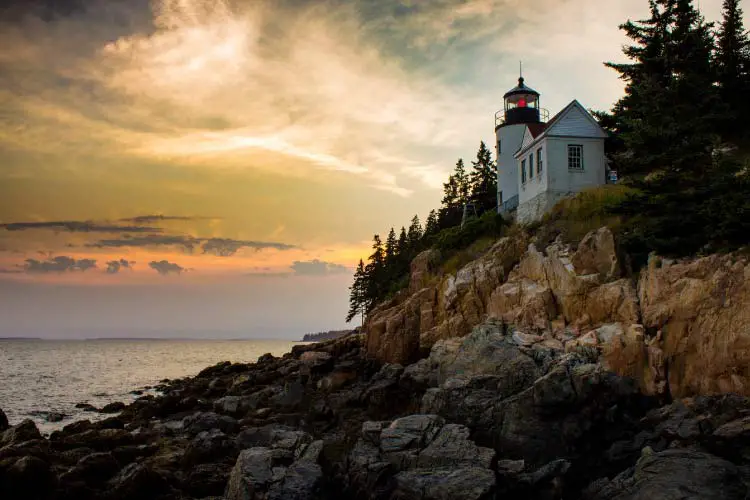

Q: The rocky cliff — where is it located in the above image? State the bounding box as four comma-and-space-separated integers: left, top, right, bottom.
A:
365, 227, 750, 399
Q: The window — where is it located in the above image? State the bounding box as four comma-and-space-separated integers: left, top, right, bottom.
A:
537, 148, 543, 175
568, 145, 583, 170
528, 154, 534, 179
521, 159, 527, 183
497, 139, 501, 155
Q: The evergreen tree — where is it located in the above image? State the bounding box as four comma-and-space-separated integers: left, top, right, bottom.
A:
345, 259, 366, 324
454, 159, 470, 205
605, 0, 719, 178
715, 0, 750, 137
441, 174, 458, 209
384, 227, 397, 263
469, 141, 497, 211
363, 234, 385, 311
424, 210, 439, 237
407, 215, 423, 250
397, 227, 408, 256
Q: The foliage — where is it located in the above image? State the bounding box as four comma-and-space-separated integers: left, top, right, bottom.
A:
533, 185, 637, 248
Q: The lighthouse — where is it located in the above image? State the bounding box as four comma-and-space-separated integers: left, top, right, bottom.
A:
495, 75, 548, 214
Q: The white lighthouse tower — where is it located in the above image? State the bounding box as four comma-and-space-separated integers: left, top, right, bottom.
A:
495, 75, 548, 214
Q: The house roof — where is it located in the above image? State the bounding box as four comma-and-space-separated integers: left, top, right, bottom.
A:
513, 100, 606, 158
526, 123, 547, 139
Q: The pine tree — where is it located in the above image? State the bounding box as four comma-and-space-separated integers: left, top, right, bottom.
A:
345, 259, 366, 324
454, 159, 470, 206
384, 228, 397, 263
605, 0, 719, 178
469, 141, 497, 211
363, 234, 386, 311
424, 210, 439, 237
441, 174, 458, 209
715, 0, 750, 137
397, 226, 408, 256
407, 215, 423, 250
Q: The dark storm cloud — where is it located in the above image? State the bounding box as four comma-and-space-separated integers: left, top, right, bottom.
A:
291, 259, 350, 276
0, 267, 22, 274
23, 256, 97, 273
149, 260, 185, 275
105, 258, 135, 274
0, 221, 161, 233
87, 235, 295, 256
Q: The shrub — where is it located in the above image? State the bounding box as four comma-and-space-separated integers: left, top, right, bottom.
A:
534, 185, 637, 248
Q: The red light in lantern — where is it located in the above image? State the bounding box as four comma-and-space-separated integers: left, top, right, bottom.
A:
518, 98, 527, 108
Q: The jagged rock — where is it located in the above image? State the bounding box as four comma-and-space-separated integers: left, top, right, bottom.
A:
1, 419, 42, 447
224, 447, 278, 500
392, 467, 495, 500
184, 462, 232, 498
59, 452, 120, 485
380, 415, 444, 455
107, 462, 169, 500
571, 227, 621, 280
0, 407, 8, 432
267, 461, 322, 500
0, 455, 57, 500
236, 425, 312, 460
182, 411, 238, 435
410, 249, 441, 293
416, 424, 494, 469
366, 236, 527, 364
638, 253, 750, 397
590, 449, 747, 500
183, 428, 234, 466
99, 402, 126, 414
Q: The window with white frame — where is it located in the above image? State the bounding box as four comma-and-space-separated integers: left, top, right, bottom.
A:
568, 145, 583, 170
537, 148, 543, 175
528, 154, 534, 179
521, 159, 527, 183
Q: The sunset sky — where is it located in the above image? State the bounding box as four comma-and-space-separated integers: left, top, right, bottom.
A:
0, 0, 742, 339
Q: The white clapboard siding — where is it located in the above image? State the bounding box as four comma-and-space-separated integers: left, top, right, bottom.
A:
546, 102, 607, 139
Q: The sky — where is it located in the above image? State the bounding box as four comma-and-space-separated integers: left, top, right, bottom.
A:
0, 0, 743, 339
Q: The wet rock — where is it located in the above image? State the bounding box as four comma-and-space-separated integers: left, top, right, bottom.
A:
75, 403, 98, 412
99, 402, 126, 414
182, 411, 238, 436
236, 425, 312, 459
46, 412, 66, 423
380, 415, 444, 455
107, 462, 170, 500
589, 449, 747, 500
392, 467, 495, 500
416, 424, 494, 469
224, 447, 277, 500
183, 428, 235, 466
0, 407, 8, 432
60, 452, 120, 485
1, 419, 42, 447
184, 462, 232, 498
0, 455, 57, 500
267, 461, 322, 500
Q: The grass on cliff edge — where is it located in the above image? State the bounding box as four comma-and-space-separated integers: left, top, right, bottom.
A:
529, 184, 637, 249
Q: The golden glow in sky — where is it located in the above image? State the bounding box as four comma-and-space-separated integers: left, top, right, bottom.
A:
0, 0, 741, 337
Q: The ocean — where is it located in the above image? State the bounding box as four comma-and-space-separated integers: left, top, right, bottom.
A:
0, 338, 300, 434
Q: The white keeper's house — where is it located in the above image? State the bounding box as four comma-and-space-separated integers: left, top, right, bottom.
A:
494, 75, 609, 223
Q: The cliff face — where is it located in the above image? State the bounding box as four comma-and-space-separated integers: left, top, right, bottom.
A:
364, 227, 750, 399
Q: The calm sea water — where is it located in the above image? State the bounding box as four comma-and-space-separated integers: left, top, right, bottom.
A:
0, 339, 300, 434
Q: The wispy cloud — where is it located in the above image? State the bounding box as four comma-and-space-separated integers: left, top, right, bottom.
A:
149, 259, 185, 275
105, 258, 135, 274
291, 259, 351, 276
119, 215, 204, 224
0, 221, 161, 233
86, 234, 295, 256
23, 256, 97, 273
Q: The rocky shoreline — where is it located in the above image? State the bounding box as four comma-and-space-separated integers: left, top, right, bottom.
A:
4, 226, 750, 499
2, 326, 750, 500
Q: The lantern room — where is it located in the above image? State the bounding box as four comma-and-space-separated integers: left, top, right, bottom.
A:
502, 77, 541, 126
